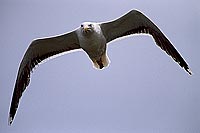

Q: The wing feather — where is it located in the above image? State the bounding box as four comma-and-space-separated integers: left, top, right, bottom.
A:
100, 10, 192, 75
9, 30, 80, 125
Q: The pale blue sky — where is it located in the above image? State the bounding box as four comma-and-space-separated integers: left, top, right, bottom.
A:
1, 0, 200, 133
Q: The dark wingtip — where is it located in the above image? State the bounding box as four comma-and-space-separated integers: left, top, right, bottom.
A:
186, 68, 192, 75
8, 115, 13, 126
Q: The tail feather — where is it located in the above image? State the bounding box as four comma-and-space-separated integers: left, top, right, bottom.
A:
92, 53, 109, 69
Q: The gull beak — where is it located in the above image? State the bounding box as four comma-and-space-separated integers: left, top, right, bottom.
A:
83, 28, 88, 32
83, 27, 89, 32
83, 25, 90, 32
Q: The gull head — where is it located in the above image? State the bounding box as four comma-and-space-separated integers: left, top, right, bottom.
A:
80, 22, 96, 35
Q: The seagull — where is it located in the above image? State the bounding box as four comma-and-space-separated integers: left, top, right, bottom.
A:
9, 9, 192, 125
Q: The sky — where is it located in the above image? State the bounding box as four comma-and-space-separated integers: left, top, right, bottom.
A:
1, 0, 200, 133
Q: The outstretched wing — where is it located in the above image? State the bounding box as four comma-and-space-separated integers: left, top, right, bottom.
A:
9, 31, 80, 125
100, 10, 192, 75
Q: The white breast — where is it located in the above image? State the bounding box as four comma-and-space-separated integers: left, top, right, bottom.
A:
76, 23, 107, 58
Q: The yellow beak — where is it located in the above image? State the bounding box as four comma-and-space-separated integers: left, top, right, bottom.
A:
83, 26, 90, 32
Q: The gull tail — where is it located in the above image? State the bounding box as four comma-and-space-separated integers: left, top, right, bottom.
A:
92, 53, 110, 69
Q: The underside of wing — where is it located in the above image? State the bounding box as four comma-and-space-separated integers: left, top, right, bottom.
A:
9, 31, 80, 125
100, 10, 192, 75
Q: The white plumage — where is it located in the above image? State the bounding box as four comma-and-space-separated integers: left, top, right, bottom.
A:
76, 22, 109, 69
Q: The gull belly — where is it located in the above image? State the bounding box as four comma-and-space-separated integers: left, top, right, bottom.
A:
76, 25, 109, 69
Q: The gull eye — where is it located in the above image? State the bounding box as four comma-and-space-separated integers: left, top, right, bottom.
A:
81, 24, 83, 27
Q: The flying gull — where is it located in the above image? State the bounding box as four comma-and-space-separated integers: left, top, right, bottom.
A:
9, 9, 192, 125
